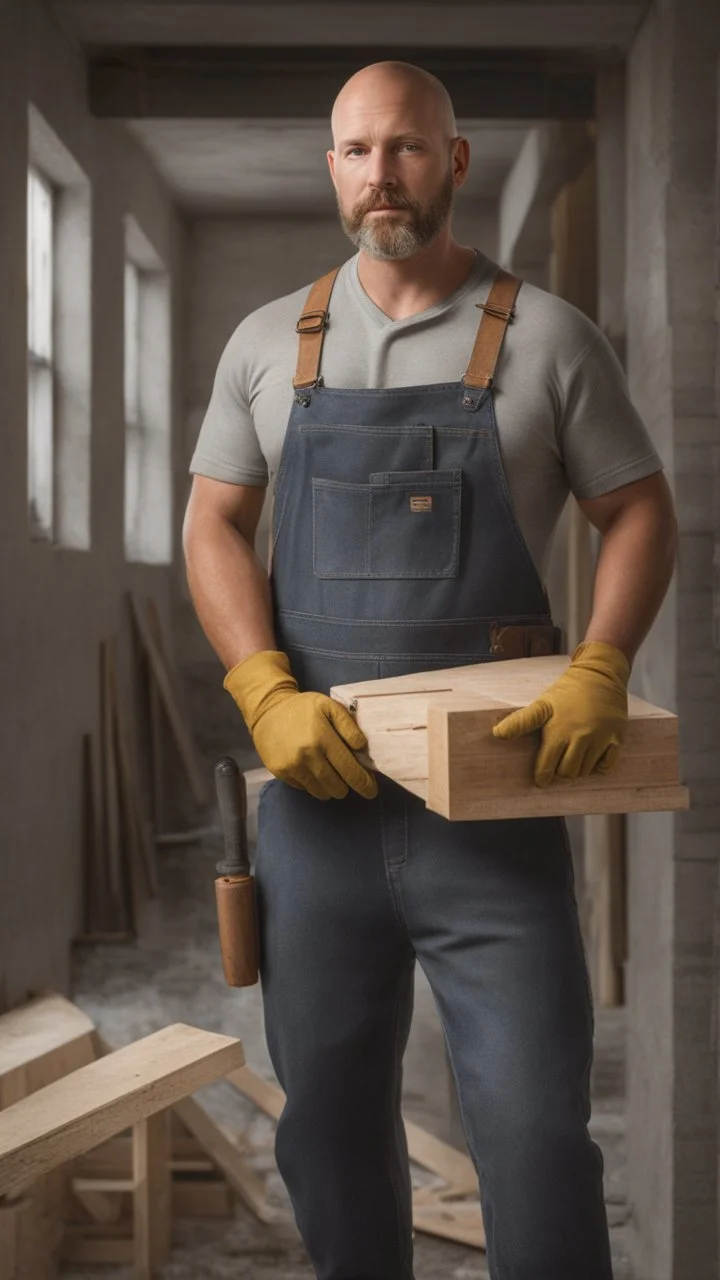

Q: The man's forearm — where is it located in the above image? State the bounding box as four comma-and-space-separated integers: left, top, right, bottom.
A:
584, 499, 677, 665
184, 513, 276, 670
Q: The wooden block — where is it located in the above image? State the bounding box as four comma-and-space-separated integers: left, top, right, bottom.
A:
0, 1024, 244, 1197
331, 656, 690, 821
133, 1109, 171, 1278
0, 994, 96, 1111
227, 1065, 478, 1196
129, 593, 210, 809
172, 1097, 273, 1223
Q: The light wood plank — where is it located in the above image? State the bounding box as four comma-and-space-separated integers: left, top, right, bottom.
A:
0, 994, 95, 1107
134, 1110, 171, 1277
0, 1025, 244, 1197
412, 1193, 486, 1250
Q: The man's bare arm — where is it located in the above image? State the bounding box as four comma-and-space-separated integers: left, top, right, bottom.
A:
579, 471, 678, 664
182, 475, 275, 670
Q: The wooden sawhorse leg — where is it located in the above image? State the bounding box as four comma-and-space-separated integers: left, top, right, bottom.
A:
133, 1110, 171, 1279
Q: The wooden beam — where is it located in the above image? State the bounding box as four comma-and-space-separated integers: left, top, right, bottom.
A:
0, 1025, 244, 1197
57, 3, 647, 51
88, 46, 596, 120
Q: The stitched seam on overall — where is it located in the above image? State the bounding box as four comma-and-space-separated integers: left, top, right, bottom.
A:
380, 794, 411, 931
271, 442, 294, 551
559, 820, 595, 1034
299, 424, 436, 435
384, 961, 416, 1278
483, 395, 550, 611
274, 641, 495, 662
558, 818, 607, 1203
310, 382, 467, 396
277, 610, 551, 625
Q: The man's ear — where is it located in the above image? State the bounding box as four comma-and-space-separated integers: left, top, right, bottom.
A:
327, 149, 337, 188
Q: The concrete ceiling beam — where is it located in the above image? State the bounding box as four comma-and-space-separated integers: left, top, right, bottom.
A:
52, 2, 649, 51
498, 120, 594, 268
88, 46, 598, 119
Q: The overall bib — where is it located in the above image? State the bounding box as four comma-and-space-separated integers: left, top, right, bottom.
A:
255, 267, 613, 1280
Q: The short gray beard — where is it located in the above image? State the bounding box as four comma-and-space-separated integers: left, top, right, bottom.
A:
339, 171, 455, 261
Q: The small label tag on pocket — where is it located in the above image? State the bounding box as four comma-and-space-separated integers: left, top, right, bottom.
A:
410, 496, 432, 512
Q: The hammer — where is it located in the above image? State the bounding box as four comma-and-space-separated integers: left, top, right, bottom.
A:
214, 756, 259, 987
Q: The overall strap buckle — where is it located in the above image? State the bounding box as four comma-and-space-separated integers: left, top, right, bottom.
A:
296, 310, 329, 335
293, 267, 341, 390
463, 268, 523, 391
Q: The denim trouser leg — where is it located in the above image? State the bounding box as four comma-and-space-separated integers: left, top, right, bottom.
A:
256, 779, 416, 1280
256, 776, 614, 1280
397, 795, 613, 1280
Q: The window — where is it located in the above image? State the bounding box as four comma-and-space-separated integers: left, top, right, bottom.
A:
124, 217, 172, 564
27, 106, 91, 549
27, 168, 54, 539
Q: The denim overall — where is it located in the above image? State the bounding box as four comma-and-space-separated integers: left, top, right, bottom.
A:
255, 266, 613, 1280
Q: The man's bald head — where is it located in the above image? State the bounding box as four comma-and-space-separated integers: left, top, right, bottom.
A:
331, 61, 457, 146
327, 60, 468, 262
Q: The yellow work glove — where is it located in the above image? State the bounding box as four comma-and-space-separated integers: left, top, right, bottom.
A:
223, 649, 378, 802
492, 640, 630, 788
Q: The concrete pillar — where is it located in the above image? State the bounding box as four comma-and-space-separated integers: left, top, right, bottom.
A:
625, 1, 720, 1276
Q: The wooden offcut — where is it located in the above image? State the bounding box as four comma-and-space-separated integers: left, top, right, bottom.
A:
0, 1024, 244, 1198
331, 656, 690, 821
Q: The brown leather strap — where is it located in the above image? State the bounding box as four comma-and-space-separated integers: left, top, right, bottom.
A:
489, 623, 564, 659
293, 267, 341, 389
463, 268, 523, 390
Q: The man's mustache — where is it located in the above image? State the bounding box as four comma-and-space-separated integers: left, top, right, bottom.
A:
355, 190, 416, 216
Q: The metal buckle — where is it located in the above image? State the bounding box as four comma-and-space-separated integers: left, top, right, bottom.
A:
296, 310, 328, 335
476, 302, 515, 322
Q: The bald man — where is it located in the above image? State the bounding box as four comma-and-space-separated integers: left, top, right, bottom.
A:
185, 62, 676, 1280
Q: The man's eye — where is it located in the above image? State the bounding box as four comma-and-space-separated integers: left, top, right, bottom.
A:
400, 143, 421, 152
346, 148, 366, 157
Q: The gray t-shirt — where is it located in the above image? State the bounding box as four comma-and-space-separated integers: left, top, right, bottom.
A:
190, 250, 662, 578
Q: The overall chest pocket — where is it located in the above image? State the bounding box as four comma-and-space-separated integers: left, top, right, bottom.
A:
312, 469, 461, 579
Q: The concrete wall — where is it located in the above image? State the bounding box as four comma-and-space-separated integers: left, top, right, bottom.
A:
624, 1, 720, 1275
0, 0, 185, 1007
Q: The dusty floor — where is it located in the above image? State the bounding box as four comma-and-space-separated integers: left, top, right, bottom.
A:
65, 812, 632, 1280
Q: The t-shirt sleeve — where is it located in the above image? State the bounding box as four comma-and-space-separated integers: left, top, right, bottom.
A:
189, 326, 269, 487
558, 330, 663, 499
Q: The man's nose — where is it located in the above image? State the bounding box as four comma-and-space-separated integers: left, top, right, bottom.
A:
366, 150, 396, 190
